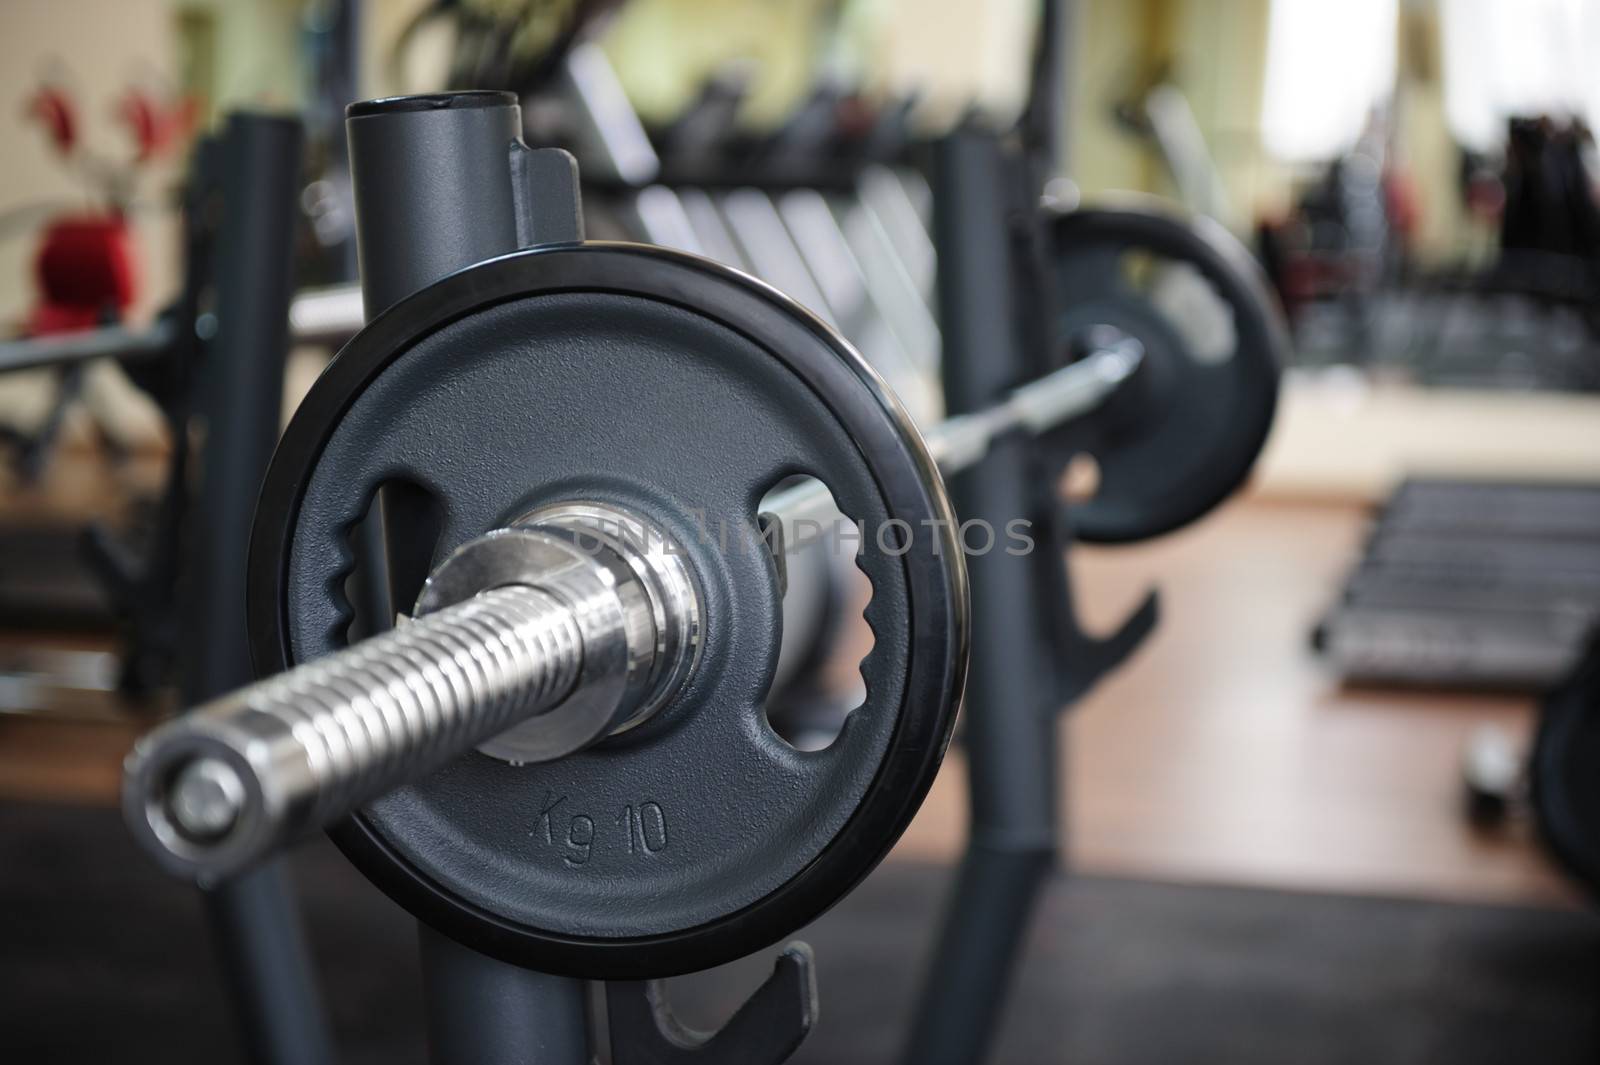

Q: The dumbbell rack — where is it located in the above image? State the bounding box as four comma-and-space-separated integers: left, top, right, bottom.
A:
1316, 478, 1600, 689
556, 39, 943, 430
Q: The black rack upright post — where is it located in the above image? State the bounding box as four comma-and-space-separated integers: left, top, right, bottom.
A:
181, 112, 336, 1065
345, 90, 592, 1065
902, 128, 1061, 1065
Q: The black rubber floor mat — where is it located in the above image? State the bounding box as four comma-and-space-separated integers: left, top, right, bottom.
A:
2, 800, 1597, 1064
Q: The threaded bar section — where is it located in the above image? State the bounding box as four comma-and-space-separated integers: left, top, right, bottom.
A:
123, 505, 705, 884
256, 585, 582, 826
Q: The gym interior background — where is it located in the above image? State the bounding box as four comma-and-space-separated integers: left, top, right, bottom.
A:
2, 0, 1598, 1062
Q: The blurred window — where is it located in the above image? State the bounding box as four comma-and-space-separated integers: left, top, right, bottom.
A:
1261, 0, 1398, 162
1442, 0, 1600, 149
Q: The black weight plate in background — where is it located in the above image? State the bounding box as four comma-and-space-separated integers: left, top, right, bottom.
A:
246, 242, 967, 979
1046, 204, 1286, 543
1532, 645, 1600, 900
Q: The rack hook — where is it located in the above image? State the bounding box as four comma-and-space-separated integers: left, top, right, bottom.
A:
607, 942, 818, 1065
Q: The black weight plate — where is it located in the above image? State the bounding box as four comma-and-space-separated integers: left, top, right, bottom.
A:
1531, 646, 1600, 900
246, 242, 967, 978
1045, 203, 1286, 542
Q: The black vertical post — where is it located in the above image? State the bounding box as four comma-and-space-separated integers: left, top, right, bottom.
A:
1053, 0, 1080, 179
342, 91, 530, 638
316, 0, 363, 282
346, 91, 528, 317
345, 91, 591, 1065
420, 926, 592, 1064
901, 130, 1060, 1065
1020, 0, 1067, 180
181, 114, 336, 1065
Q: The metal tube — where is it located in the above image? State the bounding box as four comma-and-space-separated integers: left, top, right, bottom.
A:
201, 864, 339, 1065
179, 112, 337, 1065
763, 342, 1141, 529
346, 91, 527, 317
902, 847, 1052, 1062
903, 129, 1060, 1065
926, 340, 1140, 473
421, 924, 592, 1065
720, 188, 838, 328
341, 90, 595, 1065
288, 283, 365, 346
186, 114, 303, 702
0, 282, 360, 376
340, 90, 586, 657
561, 42, 660, 186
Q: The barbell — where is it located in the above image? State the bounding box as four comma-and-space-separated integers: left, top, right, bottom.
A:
127, 338, 1138, 873
118, 89, 1282, 982
121, 284, 1137, 975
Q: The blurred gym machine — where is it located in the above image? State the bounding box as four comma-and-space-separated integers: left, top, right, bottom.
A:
1, 71, 197, 484
0, 74, 194, 700
1109, 56, 1600, 393
1261, 112, 1600, 391
0, 166, 326, 712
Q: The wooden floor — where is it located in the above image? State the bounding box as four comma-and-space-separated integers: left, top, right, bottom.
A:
897, 493, 1577, 908
0, 487, 1578, 909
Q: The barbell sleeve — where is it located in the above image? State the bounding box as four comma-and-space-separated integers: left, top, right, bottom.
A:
928, 336, 1142, 471
123, 505, 702, 885
127, 585, 583, 884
